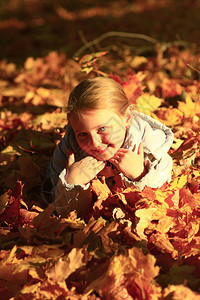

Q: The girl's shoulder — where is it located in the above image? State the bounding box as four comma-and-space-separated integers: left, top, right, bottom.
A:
130, 111, 174, 159
132, 111, 167, 130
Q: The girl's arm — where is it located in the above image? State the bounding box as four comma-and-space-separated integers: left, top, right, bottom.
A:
121, 152, 173, 190
54, 152, 105, 218
47, 125, 94, 217
54, 168, 92, 217
117, 112, 174, 190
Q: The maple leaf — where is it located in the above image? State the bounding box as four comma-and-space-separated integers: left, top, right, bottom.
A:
161, 78, 183, 98
178, 187, 199, 210
0, 192, 10, 214
149, 232, 175, 254
122, 73, 145, 104
154, 213, 175, 234
95, 220, 121, 254
135, 93, 162, 115
172, 135, 199, 166
0, 247, 29, 299
153, 107, 184, 126
85, 247, 161, 299
33, 109, 67, 130
18, 203, 86, 244
19, 281, 70, 299
46, 248, 85, 282
163, 284, 200, 300
18, 208, 39, 226
178, 95, 200, 119
0, 181, 23, 225
77, 52, 108, 75
90, 177, 111, 203
135, 207, 157, 240
130, 56, 148, 69
170, 174, 188, 190
89, 177, 112, 219
187, 177, 199, 194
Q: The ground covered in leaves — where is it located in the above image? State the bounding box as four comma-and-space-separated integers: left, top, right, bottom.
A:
1, 1, 200, 299
1, 43, 200, 299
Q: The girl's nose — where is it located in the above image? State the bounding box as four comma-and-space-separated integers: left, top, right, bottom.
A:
90, 134, 102, 148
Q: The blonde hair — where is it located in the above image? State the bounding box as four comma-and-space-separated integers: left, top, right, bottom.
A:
67, 77, 129, 118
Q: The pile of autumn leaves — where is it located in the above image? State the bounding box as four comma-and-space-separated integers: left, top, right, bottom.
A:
0, 47, 200, 299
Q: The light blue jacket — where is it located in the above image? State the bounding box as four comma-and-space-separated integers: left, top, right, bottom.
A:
48, 112, 174, 217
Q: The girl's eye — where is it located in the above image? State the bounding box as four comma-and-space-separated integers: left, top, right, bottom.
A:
78, 132, 87, 137
98, 126, 107, 132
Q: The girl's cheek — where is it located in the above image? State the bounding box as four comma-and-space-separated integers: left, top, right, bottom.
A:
77, 138, 90, 150
101, 133, 111, 143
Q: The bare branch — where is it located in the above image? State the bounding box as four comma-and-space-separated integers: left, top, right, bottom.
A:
73, 31, 158, 58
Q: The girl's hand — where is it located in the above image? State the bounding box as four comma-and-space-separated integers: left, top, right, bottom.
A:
109, 142, 145, 181
65, 152, 105, 185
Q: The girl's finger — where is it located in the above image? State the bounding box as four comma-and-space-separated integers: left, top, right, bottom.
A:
88, 160, 105, 169
137, 142, 144, 155
81, 156, 97, 165
109, 158, 119, 165
96, 163, 106, 172
111, 153, 123, 160
67, 152, 75, 167
116, 148, 129, 153
92, 160, 104, 166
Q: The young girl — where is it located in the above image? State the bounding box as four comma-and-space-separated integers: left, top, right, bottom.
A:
48, 77, 173, 217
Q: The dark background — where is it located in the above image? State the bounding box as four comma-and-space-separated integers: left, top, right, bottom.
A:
1, 0, 200, 65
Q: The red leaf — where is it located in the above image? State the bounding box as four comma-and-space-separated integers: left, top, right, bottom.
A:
0, 181, 23, 225
18, 208, 39, 226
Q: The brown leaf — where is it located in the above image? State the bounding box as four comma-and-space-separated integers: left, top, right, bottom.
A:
46, 248, 85, 282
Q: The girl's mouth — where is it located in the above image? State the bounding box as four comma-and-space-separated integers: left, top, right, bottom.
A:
91, 144, 116, 159
94, 146, 109, 154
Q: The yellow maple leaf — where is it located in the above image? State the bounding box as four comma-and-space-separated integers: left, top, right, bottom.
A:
170, 174, 188, 190
178, 95, 200, 118
135, 93, 162, 115
135, 207, 157, 239
153, 107, 183, 126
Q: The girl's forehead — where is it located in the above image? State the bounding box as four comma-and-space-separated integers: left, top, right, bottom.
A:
69, 109, 125, 130
71, 109, 120, 120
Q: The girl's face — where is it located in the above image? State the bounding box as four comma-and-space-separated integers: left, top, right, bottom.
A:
69, 109, 127, 161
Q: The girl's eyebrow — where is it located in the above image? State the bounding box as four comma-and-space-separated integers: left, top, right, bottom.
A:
74, 124, 109, 133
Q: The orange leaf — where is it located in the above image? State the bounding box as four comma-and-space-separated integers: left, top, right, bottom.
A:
153, 107, 183, 126
135, 207, 157, 240
149, 232, 175, 254
46, 248, 85, 282
85, 247, 160, 299
122, 73, 145, 104
163, 284, 200, 300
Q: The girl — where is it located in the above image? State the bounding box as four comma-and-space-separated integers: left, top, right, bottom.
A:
48, 77, 173, 217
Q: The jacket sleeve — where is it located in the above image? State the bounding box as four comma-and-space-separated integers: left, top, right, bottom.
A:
54, 169, 92, 218
120, 112, 174, 190
47, 124, 92, 217
120, 153, 173, 190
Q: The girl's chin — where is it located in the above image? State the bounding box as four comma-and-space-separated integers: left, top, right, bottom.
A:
85, 145, 118, 161
95, 153, 112, 161
92, 150, 116, 161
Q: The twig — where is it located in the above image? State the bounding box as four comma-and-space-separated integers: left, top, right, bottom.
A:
78, 30, 96, 53
187, 63, 200, 75
73, 31, 158, 58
